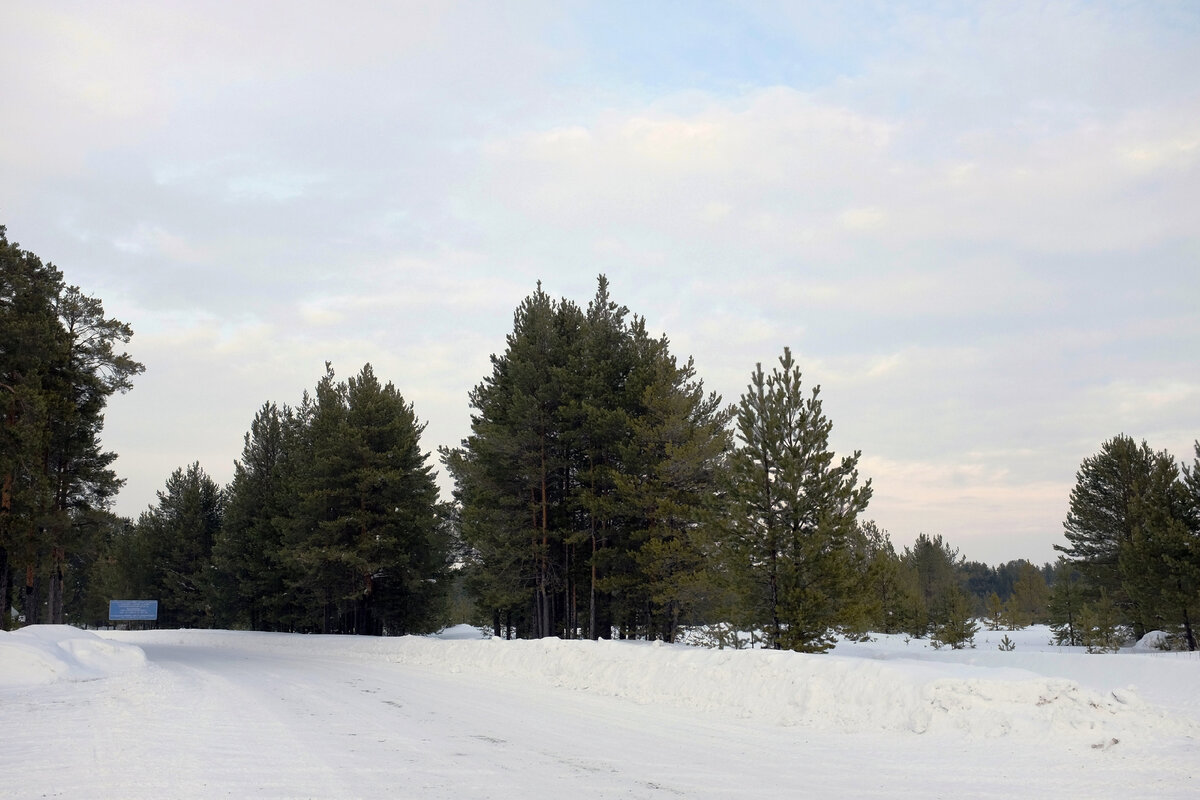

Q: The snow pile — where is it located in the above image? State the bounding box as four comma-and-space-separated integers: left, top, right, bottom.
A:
396, 636, 1187, 744
1131, 630, 1169, 651
126, 627, 1198, 747
0, 625, 148, 688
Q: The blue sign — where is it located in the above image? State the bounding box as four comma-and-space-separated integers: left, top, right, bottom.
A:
109, 600, 159, 621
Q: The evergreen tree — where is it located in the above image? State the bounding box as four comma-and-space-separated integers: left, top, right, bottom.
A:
41, 286, 143, 621
1183, 442, 1200, 528
902, 534, 959, 635
0, 227, 142, 627
58, 506, 122, 626
1078, 590, 1125, 653
852, 521, 924, 637
1057, 435, 1149, 602
929, 585, 978, 649
1008, 560, 1051, 627
288, 364, 448, 635
445, 277, 729, 641
135, 463, 224, 628
83, 514, 146, 625
1057, 435, 1197, 644
960, 560, 1001, 610
567, 280, 633, 639
1, 232, 59, 626
618, 352, 733, 642
212, 403, 291, 630
899, 533, 994, 640
1120, 457, 1198, 650
1048, 557, 1085, 646
728, 347, 871, 652
443, 285, 578, 638
1175, 442, 1200, 648
984, 592, 1006, 631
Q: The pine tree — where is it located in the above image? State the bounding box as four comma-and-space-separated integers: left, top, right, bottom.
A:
1183, 442, 1200, 527
1048, 557, 1085, 646
1057, 435, 1197, 644
984, 592, 1006, 631
848, 521, 924, 637
0, 228, 143, 626
619, 352, 733, 642
1175, 442, 1200, 649
570, 279, 636, 640
445, 277, 731, 641
903, 533, 964, 637
134, 463, 224, 628
212, 403, 291, 630
443, 285, 578, 638
728, 347, 871, 652
1078, 590, 1125, 653
83, 514, 147, 625
929, 586, 978, 649
288, 364, 448, 635
1057, 435, 1149, 594
1008, 561, 1050, 627
1120, 455, 1198, 650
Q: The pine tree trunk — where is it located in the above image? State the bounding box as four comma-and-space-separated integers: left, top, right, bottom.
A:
769, 550, 781, 649
48, 547, 65, 624
1182, 604, 1197, 652
1, 467, 12, 628
47, 565, 61, 624
571, 581, 578, 640
540, 444, 551, 639
0, 547, 10, 629
589, 531, 597, 639
564, 545, 571, 638
22, 566, 39, 624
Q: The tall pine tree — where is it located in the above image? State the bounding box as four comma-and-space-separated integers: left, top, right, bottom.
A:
445, 277, 730, 641
212, 402, 292, 630
619, 351, 733, 641
443, 285, 578, 638
728, 347, 871, 652
0, 227, 143, 626
134, 462, 224, 628
1056, 434, 1197, 644
286, 364, 448, 635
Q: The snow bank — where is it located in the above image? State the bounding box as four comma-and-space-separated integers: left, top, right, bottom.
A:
111, 627, 1198, 747
1131, 630, 1169, 651
0, 625, 148, 688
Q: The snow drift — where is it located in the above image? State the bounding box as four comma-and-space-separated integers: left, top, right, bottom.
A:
81, 625, 1198, 748
0, 625, 147, 687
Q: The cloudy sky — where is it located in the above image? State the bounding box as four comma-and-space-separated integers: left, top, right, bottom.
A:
3, 1, 1197, 564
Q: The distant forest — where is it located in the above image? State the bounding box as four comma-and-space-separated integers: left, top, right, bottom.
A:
4, 228, 1198, 651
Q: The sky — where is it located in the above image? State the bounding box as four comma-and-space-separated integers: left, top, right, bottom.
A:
2, 1, 1197, 565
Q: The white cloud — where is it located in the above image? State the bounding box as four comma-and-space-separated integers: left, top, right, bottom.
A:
3, 1, 1197, 565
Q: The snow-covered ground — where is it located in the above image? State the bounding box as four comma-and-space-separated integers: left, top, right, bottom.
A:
1, 624, 1196, 798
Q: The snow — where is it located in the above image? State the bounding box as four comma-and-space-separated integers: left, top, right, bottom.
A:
1, 624, 1197, 798
0, 625, 146, 688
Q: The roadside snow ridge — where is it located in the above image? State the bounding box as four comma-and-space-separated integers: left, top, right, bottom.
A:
127, 629, 1198, 745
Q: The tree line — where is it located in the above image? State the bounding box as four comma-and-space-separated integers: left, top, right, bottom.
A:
90, 362, 452, 635
4, 231, 1197, 651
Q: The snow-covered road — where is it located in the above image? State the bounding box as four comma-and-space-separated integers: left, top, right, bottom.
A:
2, 627, 1197, 798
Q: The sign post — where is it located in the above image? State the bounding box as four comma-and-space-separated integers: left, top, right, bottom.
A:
108, 600, 158, 628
